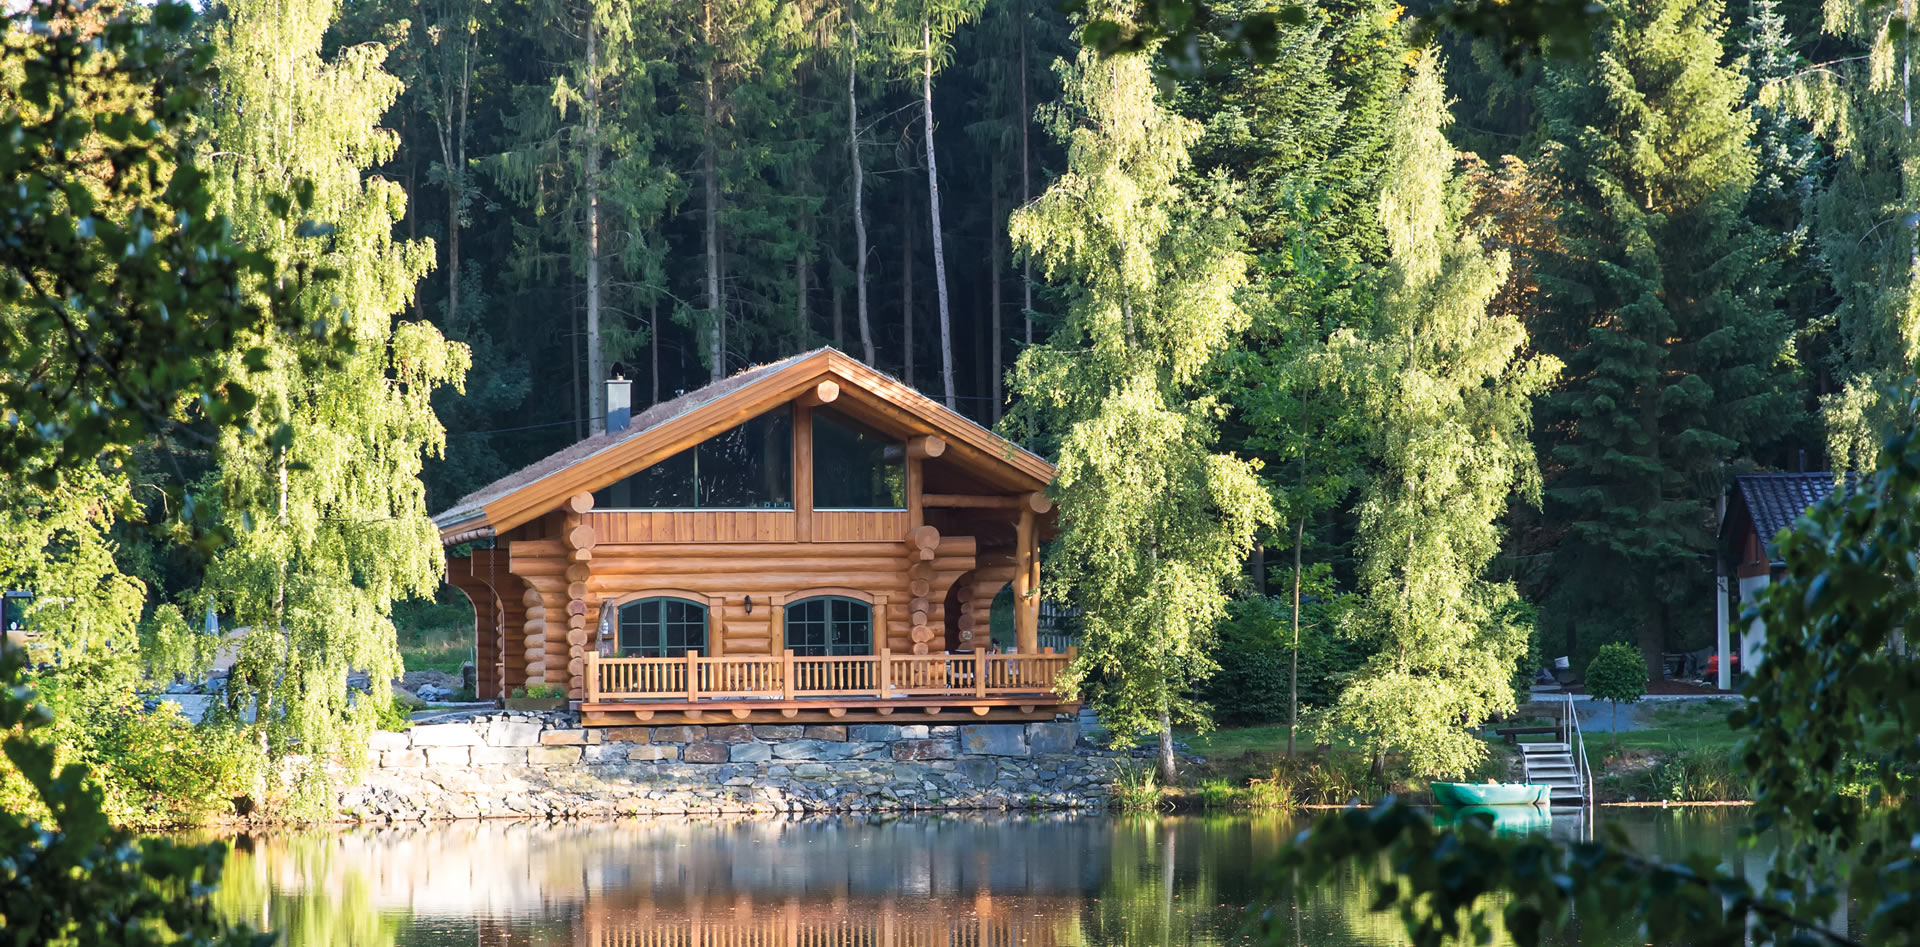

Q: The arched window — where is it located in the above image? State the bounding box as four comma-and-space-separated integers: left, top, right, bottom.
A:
617, 597, 708, 657
785, 596, 873, 657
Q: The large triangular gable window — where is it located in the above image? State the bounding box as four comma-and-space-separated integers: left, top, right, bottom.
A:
593, 406, 794, 510
813, 408, 905, 510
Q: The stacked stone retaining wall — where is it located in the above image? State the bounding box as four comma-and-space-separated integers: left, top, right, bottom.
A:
342, 712, 1121, 821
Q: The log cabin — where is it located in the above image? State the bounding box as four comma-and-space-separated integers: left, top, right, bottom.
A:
435, 348, 1076, 726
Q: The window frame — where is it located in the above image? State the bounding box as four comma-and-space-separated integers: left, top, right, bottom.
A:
810, 408, 908, 513
615, 596, 710, 658
784, 594, 875, 657
591, 405, 795, 512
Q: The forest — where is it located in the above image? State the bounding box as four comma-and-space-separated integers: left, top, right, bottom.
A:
3, 0, 1917, 818
365, 0, 1862, 690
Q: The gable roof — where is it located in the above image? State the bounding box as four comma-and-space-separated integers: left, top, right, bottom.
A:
434, 347, 1054, 542
1728, 472, 1860, 549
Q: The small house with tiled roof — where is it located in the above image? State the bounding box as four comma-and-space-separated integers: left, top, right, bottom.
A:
1718, 472, 1858, 678
435, 348, 1074, 727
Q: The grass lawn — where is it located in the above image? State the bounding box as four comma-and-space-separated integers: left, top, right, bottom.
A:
1593, 698, 1743, 753
394, 594, 474, 674
1179, 723, 1316, 758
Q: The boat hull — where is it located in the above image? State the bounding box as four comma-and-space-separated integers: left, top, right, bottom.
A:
1430, 782, 1551, 808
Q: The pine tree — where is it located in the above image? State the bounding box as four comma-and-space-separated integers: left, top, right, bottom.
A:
1536, 0, 1797, 678
1328, 53, 1559, 780
1007, 41, 1274, 784
488, 0, 677, 429
1805, 0, 1920, 468
200, 0, 468, 811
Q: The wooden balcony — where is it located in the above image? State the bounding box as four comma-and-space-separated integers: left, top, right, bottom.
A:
578, 648, 1079, 726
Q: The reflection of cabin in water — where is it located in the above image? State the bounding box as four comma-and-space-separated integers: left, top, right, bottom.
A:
435, 348, 1077, 726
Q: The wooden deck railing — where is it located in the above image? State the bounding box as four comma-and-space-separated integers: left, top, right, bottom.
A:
585, 648, 1074, 703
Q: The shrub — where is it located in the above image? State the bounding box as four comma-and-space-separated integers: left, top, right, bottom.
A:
0, 651, 268, 944
375, 698, 413, 733
1585, 642, 1646, 746
1110, 762, 1165, 810
1200, 596, 1362, 727
524, 682, 563, 699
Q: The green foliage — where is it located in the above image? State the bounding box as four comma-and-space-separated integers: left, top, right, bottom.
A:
1534, 0, 1798, 678
1200, 595, 1356, 725
0, 653, 270, 946
1109, 762, 1166, 810
1584, 641, 1646, 744
1006, 37, 1275, 778
1325, 52, 1557, 781
1804, 0, 1920, 472
1197, 772, 1298, 809
523, 682, 565, 699
1630, 745, 1742, 802
1264, 398, 1920, 946
374, 699, 414, 733
24, 671, 264, 828
0, 0, 309, 485
193, 0, 469, 815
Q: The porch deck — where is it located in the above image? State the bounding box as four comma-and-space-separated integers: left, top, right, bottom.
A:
578, 649, 1079, 726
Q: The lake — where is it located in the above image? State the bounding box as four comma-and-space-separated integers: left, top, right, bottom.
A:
210, 807, 1800, 946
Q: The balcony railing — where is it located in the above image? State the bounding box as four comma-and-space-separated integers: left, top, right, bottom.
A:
584, 648, 1074, 704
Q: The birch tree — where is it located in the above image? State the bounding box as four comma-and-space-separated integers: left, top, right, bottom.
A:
1007, 40, 1272, 785
1327, 53, 1558, 781
201, 0, 468, 812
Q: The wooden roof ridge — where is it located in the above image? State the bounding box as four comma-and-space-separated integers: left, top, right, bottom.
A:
433, 347, 1054, 541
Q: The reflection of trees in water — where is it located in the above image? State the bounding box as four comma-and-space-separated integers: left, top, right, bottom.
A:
212, 833, 407, 947
201, 810, 1758, 947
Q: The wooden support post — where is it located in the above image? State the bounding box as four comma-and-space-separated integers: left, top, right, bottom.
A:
686, 650, 700, 702
794, 403, 814, 543
975, 647, 988, 698
782, 649, 796, 700
877, 648, 890, 698
906, 455, 924, 529
1015, 507, 1038, 655
768, 597, 784, 656
584, 652, 599, 703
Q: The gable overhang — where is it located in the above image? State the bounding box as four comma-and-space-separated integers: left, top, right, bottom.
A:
438, 349, 1054, 542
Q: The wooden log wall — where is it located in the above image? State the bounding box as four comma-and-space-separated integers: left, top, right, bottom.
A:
444, 563, 499, 697
454, 389, 1052, 700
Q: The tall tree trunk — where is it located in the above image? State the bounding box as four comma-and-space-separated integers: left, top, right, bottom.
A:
1157, 695, 1177, 786
702, 0, 724, 382
922, 18, 956, 408
903, 189, 915, 384
797, 246, 810, 344
1289, 515, 1303, 756
584, 17, 605, 433
831, 251, 845, 348
849, 19, 875, 365
1018, 0, 1033, 345
990, 191, 1003, 422
572, 278, 584, 440
442, 29, 473, 328
650, 302, 660, 406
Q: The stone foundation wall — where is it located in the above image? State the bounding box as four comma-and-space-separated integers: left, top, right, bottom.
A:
342, 712, 1120, 821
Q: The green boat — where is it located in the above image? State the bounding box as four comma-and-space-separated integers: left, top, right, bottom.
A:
1432, 804, 1553, 836
1430, 782, 1551, 808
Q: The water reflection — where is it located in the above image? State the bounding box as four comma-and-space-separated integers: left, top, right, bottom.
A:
212, 808, 1765, 947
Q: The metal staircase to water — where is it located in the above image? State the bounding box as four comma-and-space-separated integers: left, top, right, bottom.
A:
1521, 693, 1593, 807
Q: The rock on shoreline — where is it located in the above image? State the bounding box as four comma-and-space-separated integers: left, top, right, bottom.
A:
339, 712, 1127, 822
